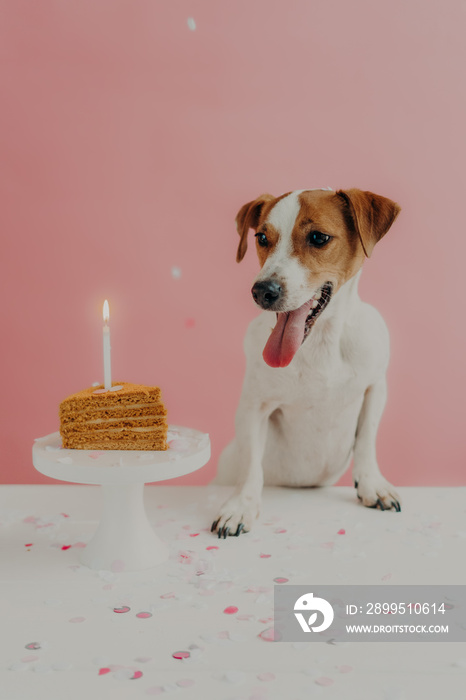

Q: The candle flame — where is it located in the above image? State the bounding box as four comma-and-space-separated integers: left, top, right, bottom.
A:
103, 299, 110, 324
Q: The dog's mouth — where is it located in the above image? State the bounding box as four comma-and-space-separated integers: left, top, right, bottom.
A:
263, 282, 333, 368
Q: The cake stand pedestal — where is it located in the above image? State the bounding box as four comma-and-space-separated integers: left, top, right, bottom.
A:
32, 426, 210, 572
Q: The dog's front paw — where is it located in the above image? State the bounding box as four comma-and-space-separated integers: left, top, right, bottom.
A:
211, 494, 260, 538
354, 476, 401, 512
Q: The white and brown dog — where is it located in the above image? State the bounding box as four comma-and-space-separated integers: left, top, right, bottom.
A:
212, 187, 401, 538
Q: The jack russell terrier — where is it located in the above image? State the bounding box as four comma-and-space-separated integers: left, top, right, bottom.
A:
211, 187, 401, 538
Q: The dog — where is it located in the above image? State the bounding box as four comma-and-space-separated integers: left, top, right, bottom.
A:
211, 187, 401, 538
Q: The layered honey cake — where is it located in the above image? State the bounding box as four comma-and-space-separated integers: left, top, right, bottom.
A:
59, 382, 168, 450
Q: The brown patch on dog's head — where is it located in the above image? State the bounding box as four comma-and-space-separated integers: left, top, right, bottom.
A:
235, 193, 295, 262
335, 188, 401, 257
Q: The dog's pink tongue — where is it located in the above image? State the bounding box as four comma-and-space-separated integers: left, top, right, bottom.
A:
263, 300, 312, 368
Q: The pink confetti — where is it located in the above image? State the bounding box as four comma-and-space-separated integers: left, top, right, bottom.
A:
189, 533, 200, 537
206, 546, 218, 551
257, 672, 276, 682
259, 617, 274, 624
177, 551, 194, 564
274, 528, 287, 534
131, 670, 143, 679
23, 516, 38, 524
224, 606, 239, 615
160, 592, 176, 599
177, 679, 195, 688
98, 668, 111, 675
217, 630, 230, 639
136, 612, 152, 619
322, 542, 334, 549
337, 665, 353, 673
337, 529, 346, 535
146, 687, 164, 696
25, 543, 33, 547
260, 553, 271, 558
25, 642, 41, 650
21, 655, 39, 663
273, 577, 289, 584
172, 651, 190, 660
89, 452, 104, 459
69, 617, 85, 623
315, 677, 334, 686
111, 559, 125, 573
72, 542, 86, 548
61, 545, 72, 550
60, 513, 70, 518
382, 573, 392, 581
258, 628, 281, 642
113, 606, 130, 614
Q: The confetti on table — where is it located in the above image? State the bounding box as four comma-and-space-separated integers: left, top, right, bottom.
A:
113, 606, 130, 613
111, 560, 125, 573
274, 528, 287, 534
136, 611, 152, 619
131, 670, 143, 679
206, 546, 218, 551
223, 606, 238, 614
315, 677, 334, 686
172, 651, 190, 660
25, 642, 41, 650
177, 678, 195, 687
25, 543, 33, 547
260, 553, 271, 558
98, 667, 111, 675
258, 628, 280, 642
273, 577, 289, 584
337, 529, 346, 535
257, 672, 276, 682
61, 545, 72, 550
382, 572, 392, 581
337, 665, 353, 673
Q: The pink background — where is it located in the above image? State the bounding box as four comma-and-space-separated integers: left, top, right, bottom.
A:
1, 1, 465, 486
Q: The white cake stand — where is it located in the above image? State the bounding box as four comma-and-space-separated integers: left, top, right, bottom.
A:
32, 426, 210, 572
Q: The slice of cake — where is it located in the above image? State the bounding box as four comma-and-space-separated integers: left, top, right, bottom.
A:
59, 382, 168, 450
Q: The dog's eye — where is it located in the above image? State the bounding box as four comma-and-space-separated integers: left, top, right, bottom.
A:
255, 232, 268, 247
309, 231, 331, 248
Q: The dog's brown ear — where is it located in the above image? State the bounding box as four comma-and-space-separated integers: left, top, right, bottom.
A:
236, 194, 275, 262
336, 189, 401, 257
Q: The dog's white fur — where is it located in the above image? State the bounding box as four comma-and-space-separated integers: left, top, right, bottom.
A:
213, 189, 401, 535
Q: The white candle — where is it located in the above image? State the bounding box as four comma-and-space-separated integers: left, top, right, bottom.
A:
102, 300, 112, 390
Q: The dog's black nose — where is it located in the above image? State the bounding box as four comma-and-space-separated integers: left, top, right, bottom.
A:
251, 280, 282, 309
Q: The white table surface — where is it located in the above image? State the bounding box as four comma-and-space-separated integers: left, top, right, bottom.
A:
1, 485, 466, 700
